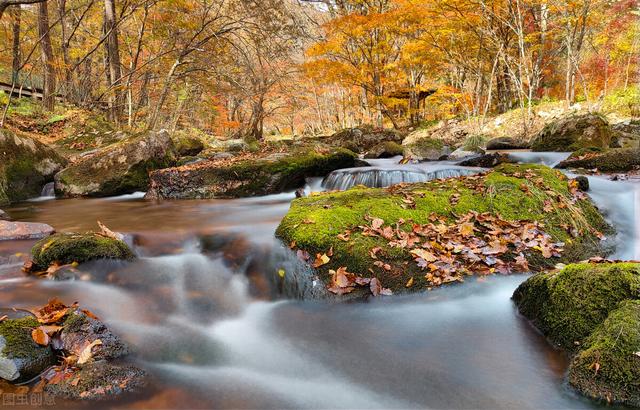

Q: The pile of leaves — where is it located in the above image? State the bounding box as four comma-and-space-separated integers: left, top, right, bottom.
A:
352, 211, 564, 287
16, 299, 106, 390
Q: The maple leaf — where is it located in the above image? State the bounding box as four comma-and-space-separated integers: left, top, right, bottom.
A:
313, 253, 330, 268
410, 249, 437, 262
458, 222, 475, 237
78, 339, 103, 365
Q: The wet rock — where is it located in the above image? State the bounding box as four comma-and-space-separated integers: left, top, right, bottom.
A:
324, 126, 404, 154
0, 317, 56, 382
557, 148, 640, 172
212, 152, 234, 160
0, 210, 10, 221
403, 137, 451, 161
44, 362, 147, 401
60, 310, 128, 362
448, 147, 482, 160
486, 137, 530, 150
458, 153, 513, 168
513, 262, 640, 407
0, 129, 67, 205
54, 130, 177, 197
145, 148, 357, 199
31, 232, 134, 271
364, 141, 404, 159
574, 176, 589, 191
530, 113, 613, 152
0, 221, 54, 241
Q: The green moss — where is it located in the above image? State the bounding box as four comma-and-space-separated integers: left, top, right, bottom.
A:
558, 148, 640, 172
0, 317, 43, 359
31, 232, 135, 270
568, 300, 640, 406
568, 146, 606, 159
0, 129, 67, 204
62, 311, 87, 333
276, 164, 611, 292
171, 131, 205, 156
513, 263, 640, 350
530, 113, 612, 152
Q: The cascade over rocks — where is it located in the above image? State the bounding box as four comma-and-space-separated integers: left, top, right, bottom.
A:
530, 113, 614, 152
0, 129, 67, 205
54, 130, 177, 197
513, 262, 640, 407
277, 164, 612, 298
145, 148, 357, 199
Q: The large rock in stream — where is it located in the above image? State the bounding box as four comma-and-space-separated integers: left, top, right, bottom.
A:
320, 126, 404, 154
530, 113, 614, 152
0, 129, 67, 205
55, 130, 177, 197
557, 148, 640, 172
0, 220, 55, 241
276, 164, 612, 298
30, 232, 135, 271
513, 262, 640, 407
145, 148, 357, 199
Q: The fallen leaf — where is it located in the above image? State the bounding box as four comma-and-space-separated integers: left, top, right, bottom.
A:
78, 339, 103, 365
313, 253, 330, 268
31, 327, 50, 346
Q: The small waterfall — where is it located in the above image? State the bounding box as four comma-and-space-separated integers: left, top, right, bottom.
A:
322, 166, 480, 191
40, 182, 55, 197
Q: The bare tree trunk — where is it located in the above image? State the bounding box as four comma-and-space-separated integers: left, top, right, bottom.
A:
56, 0, 71, 100
104, 0, 123, 122
10, 5, 20, 84
37, 0, 56, 111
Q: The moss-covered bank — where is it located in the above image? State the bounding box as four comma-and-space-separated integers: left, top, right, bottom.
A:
31, 232, 135, 270
513, 262, 640, 406
277, 164, 612, 294
146, 148, 357, 199
0, 129, 67, 205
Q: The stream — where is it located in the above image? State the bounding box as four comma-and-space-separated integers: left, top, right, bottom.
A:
1, 153, 638, 409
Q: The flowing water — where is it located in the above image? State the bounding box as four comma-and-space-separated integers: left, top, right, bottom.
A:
0, 153, 638, 409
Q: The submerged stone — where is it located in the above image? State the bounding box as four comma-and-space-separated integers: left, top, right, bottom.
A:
0, 129, 67, 205
31, 232, 135, 271
145, 148, 357, 199
277, 164, 612, 296
54, 130, 177, 197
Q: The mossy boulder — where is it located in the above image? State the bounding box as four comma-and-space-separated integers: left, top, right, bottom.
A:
276, 164, 612, 295
54, 130, 177, 197
145, 148, 357, 199
31, 232, 135, 271
513, 263, 640, 349
0, 129, 67, 205
486, 137, 530, 150
530, 113, 613, 152
611, 121, 640, 149
325, 126, 404, 154
403, 137, 450, 161
568, 300, 640, 406
513, 262, 640, 406
365, 141, 404, 159
0, 316, 56, 382
557, 148, 640, 172
171, 131, 205, 157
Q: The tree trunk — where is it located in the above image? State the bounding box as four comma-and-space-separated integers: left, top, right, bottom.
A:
57, 0, 71, 100
10, 5, 20, 85
104, 0, 123, 122
37, 0, 56, 111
